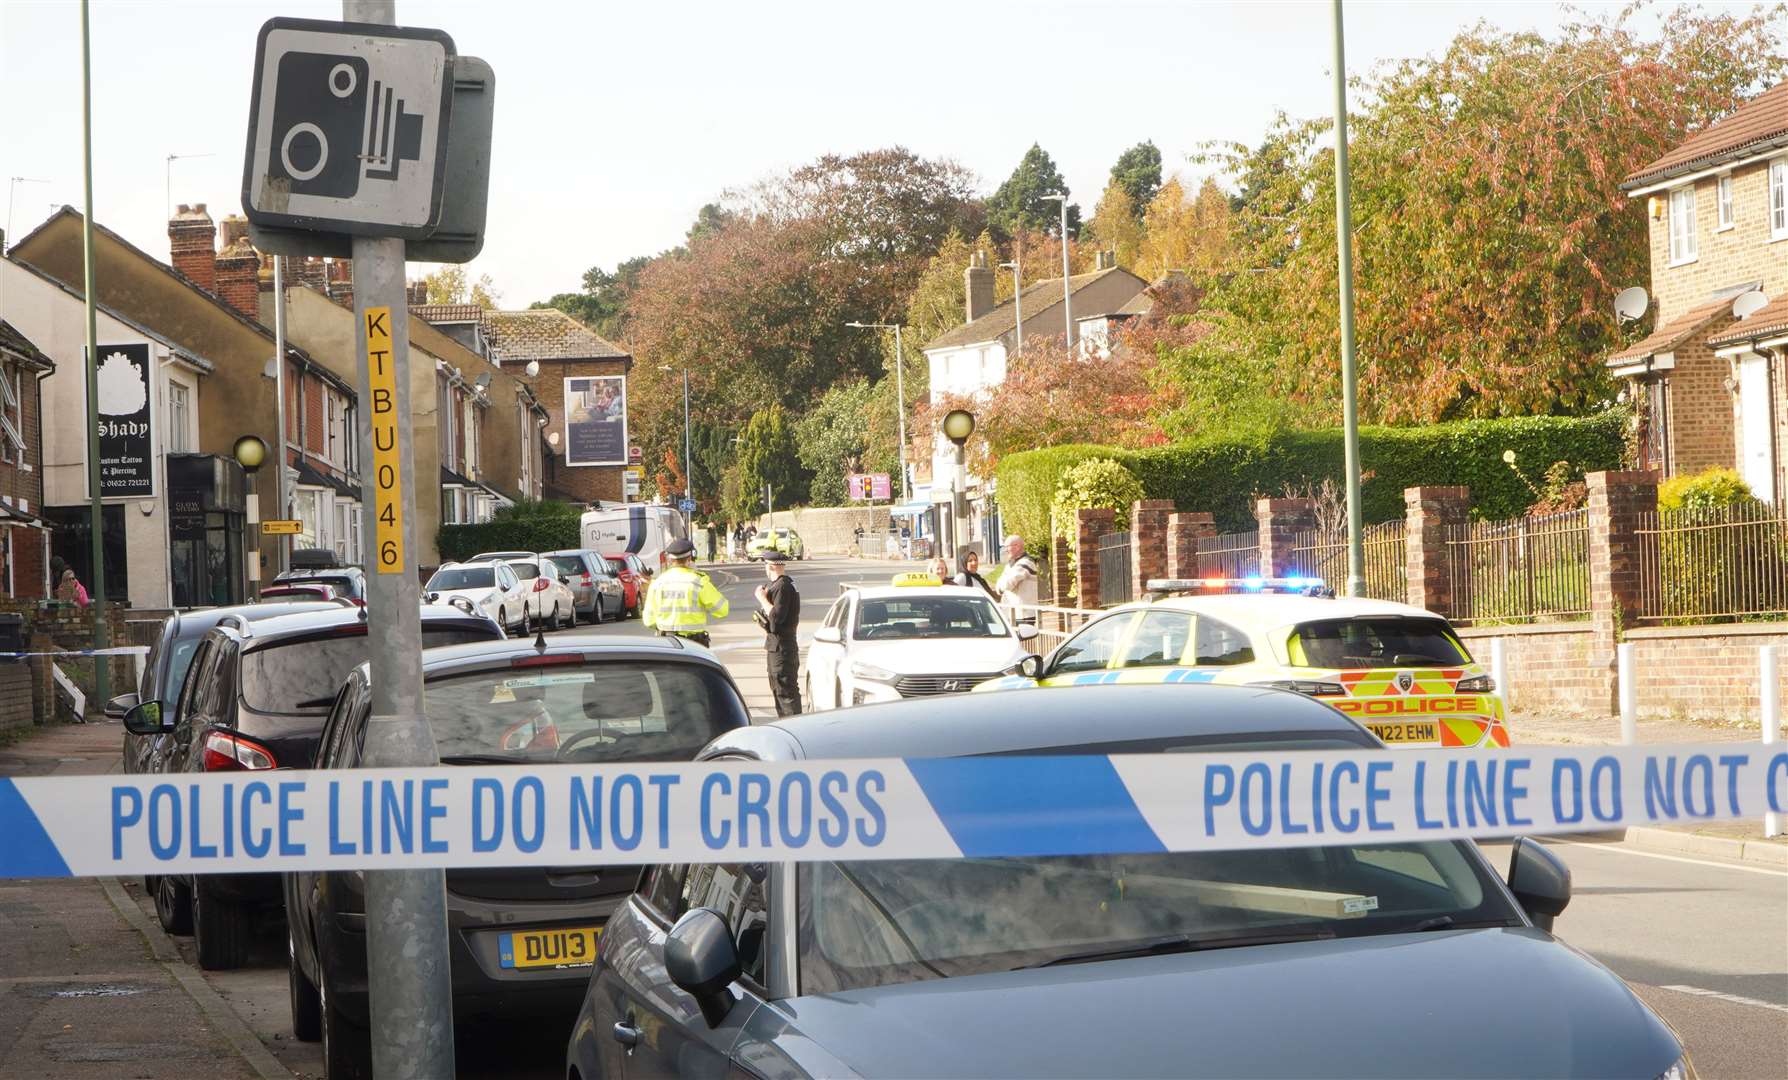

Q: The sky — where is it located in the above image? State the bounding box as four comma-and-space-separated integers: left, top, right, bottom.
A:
0, 0, 1746, 306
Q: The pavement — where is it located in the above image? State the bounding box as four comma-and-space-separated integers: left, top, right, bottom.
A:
2, 559, 1782, 1078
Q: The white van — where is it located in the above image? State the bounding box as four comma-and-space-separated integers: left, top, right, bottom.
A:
579, 503, 690, 571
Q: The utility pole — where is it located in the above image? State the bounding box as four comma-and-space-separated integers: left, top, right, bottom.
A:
341, 2, 455, 1077
844, 321, 910, 504
1000, 258, 1022, 356
272, 255, 290, 573
1043, 193, 1073, 347
78, 0, 109, 706
1331, 0, 1366, 598
682, 367, 692, 517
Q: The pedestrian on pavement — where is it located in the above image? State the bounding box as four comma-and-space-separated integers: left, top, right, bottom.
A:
641, 538, 728, 647
952, 547, 997, 599
754, 551, 802, 715
997, 534, 1039, 622
54, 561, 90, 607
929, 555, 951, 581
704, 523, 718, 563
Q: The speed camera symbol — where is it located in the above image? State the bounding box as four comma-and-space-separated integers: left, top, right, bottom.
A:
269, 50, 425, 200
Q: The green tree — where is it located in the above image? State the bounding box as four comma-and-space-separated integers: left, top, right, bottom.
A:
988, 143, 1080, 237
687, 202, 734, 244
424, 266, 501, 308
737, 405, 807, 513
531, 255, 649, 339
1085, 181, 1145, 269
1109, 141, 1162, 217
794, 380, 902, 506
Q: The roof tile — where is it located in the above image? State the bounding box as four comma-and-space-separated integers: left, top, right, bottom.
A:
479, 309, 629, 362
1607, 298, 1732, 363
1623, 82, 1788, 189
925, 267, 1148, 351
1706, 294, 1788, 350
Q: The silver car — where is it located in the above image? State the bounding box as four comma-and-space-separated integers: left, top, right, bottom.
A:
544, 548, 626, 624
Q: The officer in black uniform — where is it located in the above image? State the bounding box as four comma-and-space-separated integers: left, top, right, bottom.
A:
754, 550, 803, 715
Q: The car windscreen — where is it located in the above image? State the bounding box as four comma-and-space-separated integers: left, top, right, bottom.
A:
798, 841, 1519, 995
508, 560, 541, 580
853, 596, 1008, 640
423, 662, 738, 763
282, 574, 360, 598
427, 566, 494, 590
1289, 617, 1470, 669
547, 555, 587, 577
241, 625, 498, 713
603, 558, 627, 574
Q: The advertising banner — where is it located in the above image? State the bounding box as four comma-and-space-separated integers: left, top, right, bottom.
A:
93, 344, 155, 498
564, 375, 627, 466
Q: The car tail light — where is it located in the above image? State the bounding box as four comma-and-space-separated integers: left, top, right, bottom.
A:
532, 577, 550, 592
201, 730, 277, 771
582, 573, 594, 587
1248, 679, 1346, 697
351, 597, 366, 607
1456, 674, 1495, 693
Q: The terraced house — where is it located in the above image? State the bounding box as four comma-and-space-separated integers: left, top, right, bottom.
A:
1612, 81, 1788, 502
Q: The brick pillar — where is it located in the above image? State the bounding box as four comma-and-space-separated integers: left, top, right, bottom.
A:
167, 203, 217, 292
1404, 485, 1470, 617
1255, 498, 1317, 578
1049, 533, 1071, 606
1129, 500, 1172, 597
1075, 507, 1115, 610
1587, 470, 1659, 712
1167, 512, 1215, 579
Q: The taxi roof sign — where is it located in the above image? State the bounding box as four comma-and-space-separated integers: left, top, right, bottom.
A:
892, 572, 943, 587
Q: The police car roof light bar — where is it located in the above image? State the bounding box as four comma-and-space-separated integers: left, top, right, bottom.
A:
1145, 577, 1334, 598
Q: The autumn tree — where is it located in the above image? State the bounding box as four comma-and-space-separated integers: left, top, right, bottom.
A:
424, 266, 501, 308
1085, 181, 1145, 269
736, 405, 807, 510
1165, 7, 1787, 437
988, 143, 1080, 237
1134, 178, 1231, 282
1108, 141, 1163, 217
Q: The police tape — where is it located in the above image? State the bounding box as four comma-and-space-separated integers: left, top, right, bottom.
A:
0, 646, 150, 660
2, 742, 1784, 878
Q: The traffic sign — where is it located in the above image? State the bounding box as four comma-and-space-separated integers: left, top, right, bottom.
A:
678, 497, 696, 513
261, 519, 303, 535
627, 445, 643, 464
242, 18, 455, 239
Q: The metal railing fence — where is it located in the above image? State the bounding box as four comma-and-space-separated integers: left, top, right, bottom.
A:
1286, 522, 1407, 600
1444, 509, 1591, 624
1636, 502, 1788, 622
1098, 531, 1133, 607
1197, 530, 1260, 579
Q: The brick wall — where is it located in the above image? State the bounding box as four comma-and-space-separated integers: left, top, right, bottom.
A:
523, 357, 628, 505
0, 664, 31, 735
1405, 486, 1469, 617
304, 376, 325, 455
1647, 159, 1788, 328
167, 204, 217, 293
1166, 512, 1214, 579
1255, 498, 1316, 577
1074, 507, 1115, 610
9, 525, 47, 599
1664, 340, 1737, 475
1128, 500, 1172, 597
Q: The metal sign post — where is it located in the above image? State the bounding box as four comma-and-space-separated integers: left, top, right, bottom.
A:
241, 4, 485, 1074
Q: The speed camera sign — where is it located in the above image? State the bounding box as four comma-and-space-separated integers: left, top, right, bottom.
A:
242, 18, 454, 237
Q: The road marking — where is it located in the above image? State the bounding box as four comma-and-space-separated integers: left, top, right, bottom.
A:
1658, 984, 1788, 1015
1552, 840, 1788, 878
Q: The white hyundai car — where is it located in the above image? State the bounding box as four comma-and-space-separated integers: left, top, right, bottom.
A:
803, 575, 1040, 710
424, 561, 530, 633
501, 556, 581, 630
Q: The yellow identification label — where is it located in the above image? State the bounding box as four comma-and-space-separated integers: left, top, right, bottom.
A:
365, 306, 404, 574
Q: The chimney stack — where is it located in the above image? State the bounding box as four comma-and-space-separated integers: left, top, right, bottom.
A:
325, 258, 353, 307
1094, 250, 1115, 271
964, 250, 994, 322
168, 203, 218, 292
213, 215, 261, 317
407, 280, 429, 305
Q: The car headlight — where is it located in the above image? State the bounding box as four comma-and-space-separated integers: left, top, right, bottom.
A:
1248, 679, 1345, 697
1456, 673, 1495, 693
849, 660, 898, 683
1657, 1056, 1693, 1080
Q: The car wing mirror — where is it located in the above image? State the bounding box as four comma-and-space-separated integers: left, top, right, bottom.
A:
122, 699, 168, 736
1506, 837, 1571, 932
1015, 624, 1040, 642
813, 626, 843, 645
105, 692, 140, 721
664, 907, 741, 1028
1007, 654, 1044, 679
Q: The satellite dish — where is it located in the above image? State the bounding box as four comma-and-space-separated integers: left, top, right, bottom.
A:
1614, 287, 1649, 323
524, 360, 541, 378
1732, 290, 1769, 320
547, 431, 561, 447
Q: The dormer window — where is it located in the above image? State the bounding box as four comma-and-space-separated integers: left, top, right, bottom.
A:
1668, 185, 1697, 265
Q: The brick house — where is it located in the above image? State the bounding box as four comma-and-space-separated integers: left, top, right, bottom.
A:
0, 320, 53, 598
1611, 82, 1788, 501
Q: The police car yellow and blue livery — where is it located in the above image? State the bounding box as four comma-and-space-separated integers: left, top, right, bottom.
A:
978, 578, 1509, 750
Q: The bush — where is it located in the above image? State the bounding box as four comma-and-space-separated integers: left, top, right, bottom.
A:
995, 412, 1629, 543
1049, 458, 1146, 538
1654, 468, 1781, 622
1658, 467, 1756, 512
437, 515, 581, 563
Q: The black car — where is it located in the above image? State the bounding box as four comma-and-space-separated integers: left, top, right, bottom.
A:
566, 684, 1686, 1080
122, 603, 504, 969
109, 600, 343, 776
272, 565, 368, 605
286, 633, 750, 1079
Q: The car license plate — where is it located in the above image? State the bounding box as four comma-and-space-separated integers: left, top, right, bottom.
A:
1366, 721, 1437, 744
498, 927, 601, 970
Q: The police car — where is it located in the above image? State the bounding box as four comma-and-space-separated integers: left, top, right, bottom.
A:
803, 573, 1040, 710
979, 577, 1509, 749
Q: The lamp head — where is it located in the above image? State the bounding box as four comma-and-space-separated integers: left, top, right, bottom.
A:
941, 409, 976, 445
232, 434, 268, 473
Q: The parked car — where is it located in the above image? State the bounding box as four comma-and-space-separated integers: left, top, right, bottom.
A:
504, 556, 581, 630
543, 548, 626, 624
582, 502, 689, 572
978, 582, 1510, 750
120, 602, 505, 969
600, 552, 651, 618
258, 583, 344, 602
565, 684, 1688, 1080
746, 527, 804, 560
287, 634, 751, 1077
803, 574, 1039, 710
271, 565, 367, 606
425, 561, 531, 633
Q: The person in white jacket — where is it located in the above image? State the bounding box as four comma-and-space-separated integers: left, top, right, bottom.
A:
996, 534, 1038, 622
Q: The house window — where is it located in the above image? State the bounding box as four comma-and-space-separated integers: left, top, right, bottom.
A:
1668, 185, 1697, 264
325, 393, 341, 467
0, 365, 24, 465
334, 499, 361, 563
1716, 174, 1734, 230
166, 382, 190, 453
295, 488, 324, 549
1772, 158, 1788, 240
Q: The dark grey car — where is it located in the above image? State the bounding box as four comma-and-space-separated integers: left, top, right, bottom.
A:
565, 685, 1690, 1080
545, 548, 626, 623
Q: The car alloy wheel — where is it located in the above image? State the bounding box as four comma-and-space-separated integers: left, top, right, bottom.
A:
156, 873, 193, 935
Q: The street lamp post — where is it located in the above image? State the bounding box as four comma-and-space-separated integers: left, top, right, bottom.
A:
941, 409, 975, 560
1042, 193, 1073, 348
658, 364, 693, 527
999, 260, 1022, 356
232, 435, 267, 599
1331, 0, 1366, 597
844, 321, 909, 503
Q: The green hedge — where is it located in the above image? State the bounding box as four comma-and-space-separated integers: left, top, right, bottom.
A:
437, 518, 581, 563
995, 412, 1630, 543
